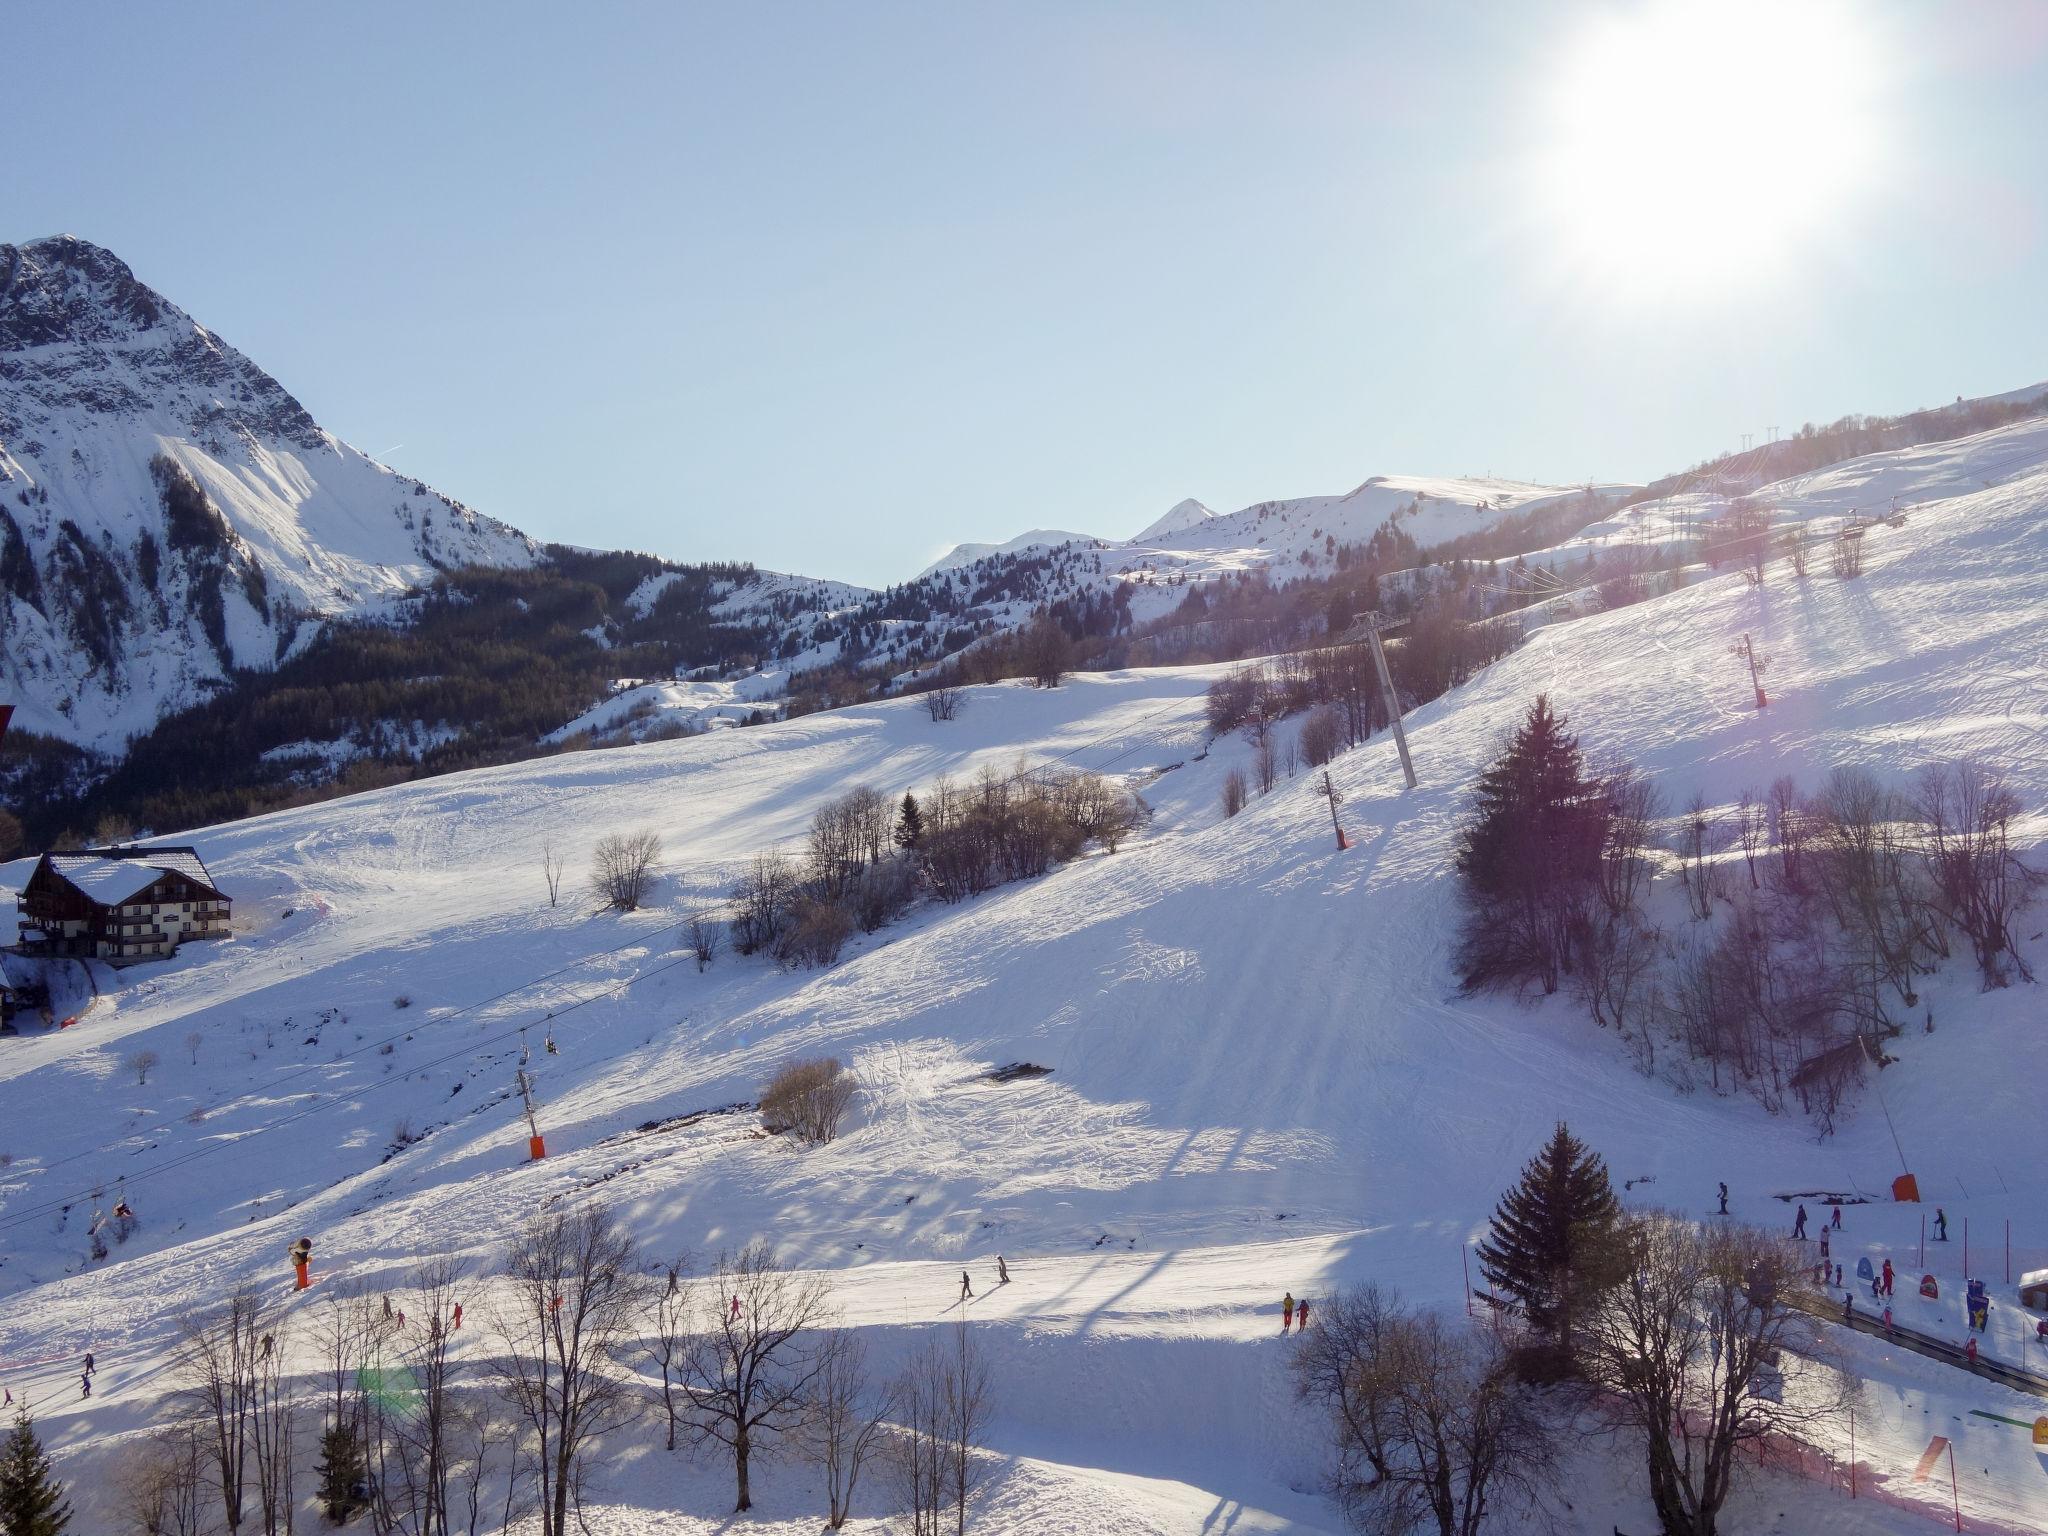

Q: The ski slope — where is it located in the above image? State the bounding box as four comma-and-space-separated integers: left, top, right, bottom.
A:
2, 424, 2046, 1531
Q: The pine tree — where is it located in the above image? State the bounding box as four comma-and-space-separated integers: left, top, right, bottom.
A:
1455, 695, 1609, 993
314, 1420, 368, 1523
0, 1410, 71, 1536
1475, 1122, 1623, 1379
893, 792, 924, 852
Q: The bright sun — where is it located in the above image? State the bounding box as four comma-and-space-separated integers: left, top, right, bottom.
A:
1529, 0, 1887, 303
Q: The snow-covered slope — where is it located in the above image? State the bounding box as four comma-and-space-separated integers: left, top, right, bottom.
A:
918, 526, 1108, 578
0, 237, 541, 750
2, 414, 2045, 1531
1129, 496, 1219, 542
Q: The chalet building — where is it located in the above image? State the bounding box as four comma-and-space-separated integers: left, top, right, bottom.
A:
15, 846, 231, 966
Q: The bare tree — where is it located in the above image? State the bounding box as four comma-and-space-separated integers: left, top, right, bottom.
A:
731, 849, 800, 954
759, 1057, 857, 1146
1255, 734, 1278, 796
685, 912, 723, 972
184, 1030, 203, 1066
892, 1322, 992, 1536
678, 1242, 835, 1512
1677, 793, 1718, 921
643, 1256, 694, 1452
541, 840, 566, 908
391, 1256, 466, 1536
1580, 1214, 1854, 1536
1293, 1286, 1555, 1536
129, 1049, 161, 1085
1732, 787, 1766, 890
1916, 758, 2040, 986
1597, 761, 1663, 921
1299, 707, 1343, 769
490, 1206, 647, 1536
176, 1288, 266, 1532
923, 684, 966, 722
250, 1316, 297, 1536
123, 1423, 210, 1536
802, 1328, 897, 1530
1221, 770, 1247, 819
1766, 776, 1808, 893
1017, 614, 1072, 688
589, 830, 662, 911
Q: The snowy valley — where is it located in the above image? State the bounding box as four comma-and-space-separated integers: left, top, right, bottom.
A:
2, 408, 2046, 1532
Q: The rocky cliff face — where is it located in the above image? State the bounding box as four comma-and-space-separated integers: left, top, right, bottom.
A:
0, 236, 539, 750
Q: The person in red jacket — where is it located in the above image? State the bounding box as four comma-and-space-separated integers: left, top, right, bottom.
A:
1881, 1259, 1894, 1297
1965, 1336, 1978, 1366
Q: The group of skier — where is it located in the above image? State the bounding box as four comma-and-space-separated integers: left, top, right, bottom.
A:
956, 1255, 1012, 1302
1280, 1292, 1311, 1333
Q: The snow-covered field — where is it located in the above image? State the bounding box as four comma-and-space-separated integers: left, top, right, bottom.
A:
2, 423, 2046, 1531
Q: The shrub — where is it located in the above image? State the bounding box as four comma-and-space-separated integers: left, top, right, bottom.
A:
776, 898, 854, 969
1298, 707, 1342, 768
1221, 770, 1247, 818
759, 1057, 856, 1146
591, 829, 662, 910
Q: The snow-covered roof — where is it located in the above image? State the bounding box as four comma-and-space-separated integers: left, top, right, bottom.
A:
44, 847, 222, 907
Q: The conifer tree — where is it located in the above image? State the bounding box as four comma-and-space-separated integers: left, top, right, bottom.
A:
0, 1410, 71, 1536
314, 1420, 368, 1523
893, 792, 924, 852
1455, 695, 1608, 993
1475, 1122, 1623, 1378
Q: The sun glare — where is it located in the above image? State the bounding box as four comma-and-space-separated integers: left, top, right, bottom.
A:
1529, 0, 1888, 304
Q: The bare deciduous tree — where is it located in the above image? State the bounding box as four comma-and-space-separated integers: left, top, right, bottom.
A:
129, 1049, 161, 1085
802, 1327, 897, 1530
1732, 787, 1767, 890
759, 1057, 857, 1146
686, 911, 723, 972
122, 1423, 210, 1536
1580, 1213, 1854, 1536
643, 1257, 694, 1452
1299, 706, 1343, 768
1221, 770, 1248, 819
923, 684, 966, 722
1916, 757, 2040, 987
489, 1206, 647, 1536
1293, 1286, 1555, 1536
184, 1030, 203, 1066
589, 830, 662, 911
1596, 761, 1663, 921
891, 1322, 992, 1536
678, 1242, 835, 1512
542, 840, 566, 908
176, 1287, 266, 1532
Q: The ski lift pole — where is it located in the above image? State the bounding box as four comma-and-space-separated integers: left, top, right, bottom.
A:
518, 1068, 546, 1160
1358, 612, 1417, 789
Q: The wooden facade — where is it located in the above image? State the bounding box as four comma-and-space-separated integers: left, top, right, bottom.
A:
15, 847, 231, 966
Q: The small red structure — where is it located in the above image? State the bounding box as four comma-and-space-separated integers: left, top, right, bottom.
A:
1892, 1173, 1920, 1203
1920, 1274, 1938, 1299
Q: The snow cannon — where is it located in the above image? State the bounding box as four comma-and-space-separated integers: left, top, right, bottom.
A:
1891, 1173, 1920, 1203
289, 1236, 313, 1290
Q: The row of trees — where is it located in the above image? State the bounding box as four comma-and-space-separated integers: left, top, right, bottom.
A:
1297, 1125, 1847, 1536
131, 1209, 992, 1536
726, 767, 1145, 967
1454, 696, 2040, 1126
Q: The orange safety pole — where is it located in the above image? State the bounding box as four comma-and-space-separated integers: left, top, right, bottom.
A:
294, 1259, 310, 1291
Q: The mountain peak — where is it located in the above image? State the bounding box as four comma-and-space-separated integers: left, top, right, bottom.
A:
1130, 497, 1218, 543
2, 235, 167, 349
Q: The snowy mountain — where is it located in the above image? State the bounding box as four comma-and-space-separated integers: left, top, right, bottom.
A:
0, 237, 547, 751
1130, 496, 1220, 541
917, 526, 1109, 577
1, 411, 2044, 1532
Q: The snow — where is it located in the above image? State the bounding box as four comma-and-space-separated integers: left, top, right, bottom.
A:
919, 527, 1110, 578
1, 423, 2046, 1531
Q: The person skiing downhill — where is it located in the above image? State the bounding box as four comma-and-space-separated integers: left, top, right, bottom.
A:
996, 1255, 1010, 1285
1282, 1292, 1295, 1332
1296, 1296, 1310, 1331
1793, 1205, 1808, 1240
959, 1271, 973, 1302
728, 1294, 741, 1324
452, 1303, 463, 1331
80, 1372, 91, 1399
82, 1352, 94, 1376
1830, 1206, 1842, 1230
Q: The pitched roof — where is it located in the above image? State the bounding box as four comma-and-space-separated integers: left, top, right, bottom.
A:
43, 845, 225, 907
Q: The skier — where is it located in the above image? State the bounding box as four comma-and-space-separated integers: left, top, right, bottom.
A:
1282, 1292, 1295, 1333
1819, 1229, 1830, 1263
1793, 1205, 1808, 1240
397, 1310, 406, 1328
1830, 1206, 1842, 1230
1882, 1305, 1894, 1340
1296, 1296, 1310, 1331
996, 1255, 1010, 1285
260, 1334, 273, 1359
1965, 1335, 1978, 1366
728, 1294, 741, 1324
452, 1302, 463, 1331
1717, 1182, 1729, 1216
1934, 1207, 1948, 1241
959, 1271, 974, 1302
1881, 1258, 1894, 1297
1843, 1292, 1854, 1325
83, 1352, 95, 1376
81, 1372, 91, 1399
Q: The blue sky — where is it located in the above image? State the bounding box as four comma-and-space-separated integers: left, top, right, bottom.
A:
8, 2, 2046, 587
